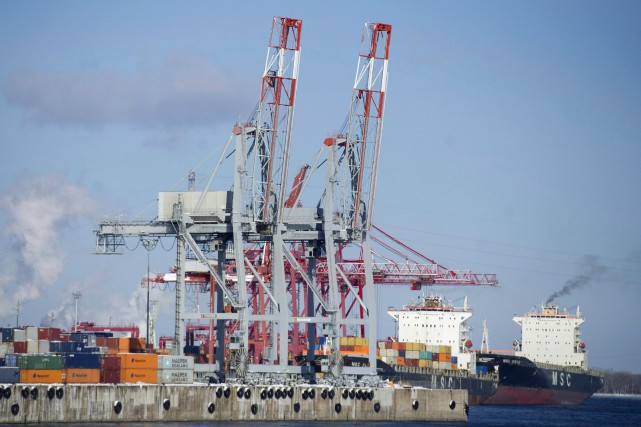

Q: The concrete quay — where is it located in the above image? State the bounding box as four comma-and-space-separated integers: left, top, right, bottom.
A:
0, 383, 468, 423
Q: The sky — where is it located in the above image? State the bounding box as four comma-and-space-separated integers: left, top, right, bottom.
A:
1, 1, 640, 373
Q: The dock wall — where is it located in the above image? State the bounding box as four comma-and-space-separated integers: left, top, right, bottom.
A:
0, 383, 467, 423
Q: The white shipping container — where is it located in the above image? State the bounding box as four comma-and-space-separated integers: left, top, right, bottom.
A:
158, 369, 194, 384
13, 329, 26, 342
26, 340, 38, 354
38, 339, 50, 354
0, 342, 14, 357
26, 326, 38, 341
158, 355, 195, 370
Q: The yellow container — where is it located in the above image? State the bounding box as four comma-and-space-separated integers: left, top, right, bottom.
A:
119, 353, 158, 369
20, 369, 63, 383
120, 368, 158, 384
418, 359, 428, 368
340, 337, 348, 346
65, 368, 100, 384
346, 337, 355, 346
118, 338, 130, 352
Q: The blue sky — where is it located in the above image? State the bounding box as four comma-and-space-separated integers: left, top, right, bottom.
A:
1, 1, 640, 373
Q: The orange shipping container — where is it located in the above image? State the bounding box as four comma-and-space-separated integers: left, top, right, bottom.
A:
438, 353, 447, 362
65, 368, 100, 384
120, 368, 158, 384
391, 342, 399, 350
119, 353, 158, 369
396, 356, 405, 366
20, 369, 63, 384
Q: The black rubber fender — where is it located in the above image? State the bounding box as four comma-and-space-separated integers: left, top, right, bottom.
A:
3, 386, 11, 399
293, 402, 301, 413
21, 387, 30, 399
113, 400, 122, 414
207, 402, 215, 414
0, 385, 4, 400
335, 402, 342, 413
464, 402, 469, 416
321, 389, 328, 400
267, 388, 274, 399
250, 403, 258, 415
244, 388, 251, 399
287, 387, 294, 399
30, 387, 39, 400
349, 389, 355, 400
47, 386, 55, 400
275, 389, 282, 399
412, 400, 419, 410
11, 403, 19, 416
309, 388, 315, 399
341, 389, 348, 399
216, 387, 223, 399
368, 389, 374, 400
163, 398, 171, 410
236, 388, 244, 398
374, 401, 381, 412
356, 389, 362, 400
260, 389, 267, 400
302, 389, 309, 400
56, 387, 64, 399
328, 389, 335, 400
223, 387, 231, 399
449, 400, 456, 410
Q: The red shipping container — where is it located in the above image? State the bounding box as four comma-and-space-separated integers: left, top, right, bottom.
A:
38, 327, 49, 340
48, 328, 62, 341
14, 341, 27, 353
399, 342, 406, 351
100, 369, 121, 384
60, 334, 71, 342
101, 355, 121, 370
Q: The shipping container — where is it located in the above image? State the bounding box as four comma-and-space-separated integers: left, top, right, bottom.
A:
17, 354, 64, 370
119, 353, 158, 369
128, 338, 146, 352
101, 355, 122, 370
27, 340, 39, 354
120, 368, 157, 384
0, 366, 20, 383
101, 369, 121, 384
117, 337, 130, 352
38, 340, 50, 354
49, 341, 63, 353
26, 326, 38, 341
157, 355, 194, 370
157, 369, 194, 384
64, 368, 100, 384
2, 328, 14, 343
5, 354, 17, 367
0, 342, 13, 358
20, 369, 63, 383
61, 342, 85, 353
71, 333, 97, 347
13, 329, 26, 342
64, 353, 102, 369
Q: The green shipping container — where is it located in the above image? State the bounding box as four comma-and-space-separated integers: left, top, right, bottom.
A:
16, 354, 64, 370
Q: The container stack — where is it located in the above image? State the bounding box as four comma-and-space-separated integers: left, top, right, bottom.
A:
339, 337, 369, 355
0, 326, 196, 385
157, 355, 195, 384
377, 341, 457, 371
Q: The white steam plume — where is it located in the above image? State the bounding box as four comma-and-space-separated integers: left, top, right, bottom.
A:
0, 174, 95, 315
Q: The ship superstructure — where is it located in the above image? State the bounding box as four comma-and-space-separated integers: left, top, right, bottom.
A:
387, 295, 476, 372
513, 305, 587, 368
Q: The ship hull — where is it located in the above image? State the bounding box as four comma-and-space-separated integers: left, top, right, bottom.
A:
476, 353, 603, 405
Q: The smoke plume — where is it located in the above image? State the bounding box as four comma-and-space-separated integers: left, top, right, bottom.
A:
545, 255, 607, 305
0, 174, 95, 315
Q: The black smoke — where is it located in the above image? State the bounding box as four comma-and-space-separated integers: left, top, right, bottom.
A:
545, 255, 607, 305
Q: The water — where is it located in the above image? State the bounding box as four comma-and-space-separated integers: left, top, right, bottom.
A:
59, 394, 641, 426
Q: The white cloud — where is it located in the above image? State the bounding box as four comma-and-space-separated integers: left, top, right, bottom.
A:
3, 50, 255, 129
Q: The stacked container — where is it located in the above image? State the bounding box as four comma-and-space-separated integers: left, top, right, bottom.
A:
157, 355, 194, 384
17, 354, 64, 383
119, 353, 158, 384
377, 341, 457, 371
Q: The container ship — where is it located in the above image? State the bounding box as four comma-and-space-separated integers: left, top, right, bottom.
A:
477, 304, 604, 405
375, 295, 499, 404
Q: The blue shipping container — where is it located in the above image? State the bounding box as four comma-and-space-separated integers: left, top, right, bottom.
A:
4, 354, 17, 368
64, 353, 102, 369
81, 346, 101, 354
2, 328, 14, 342
0, 367, 20, 383
62, 342, 85, 353
49, 341, 63, 353
476, 366, 488, 375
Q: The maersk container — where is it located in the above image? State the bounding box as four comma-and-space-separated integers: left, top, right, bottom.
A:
158, 369, 194, 384
16, 354, 64, 370
157, 355, 194, 370
0, 367, 20, 383
64, 353, 101, 369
